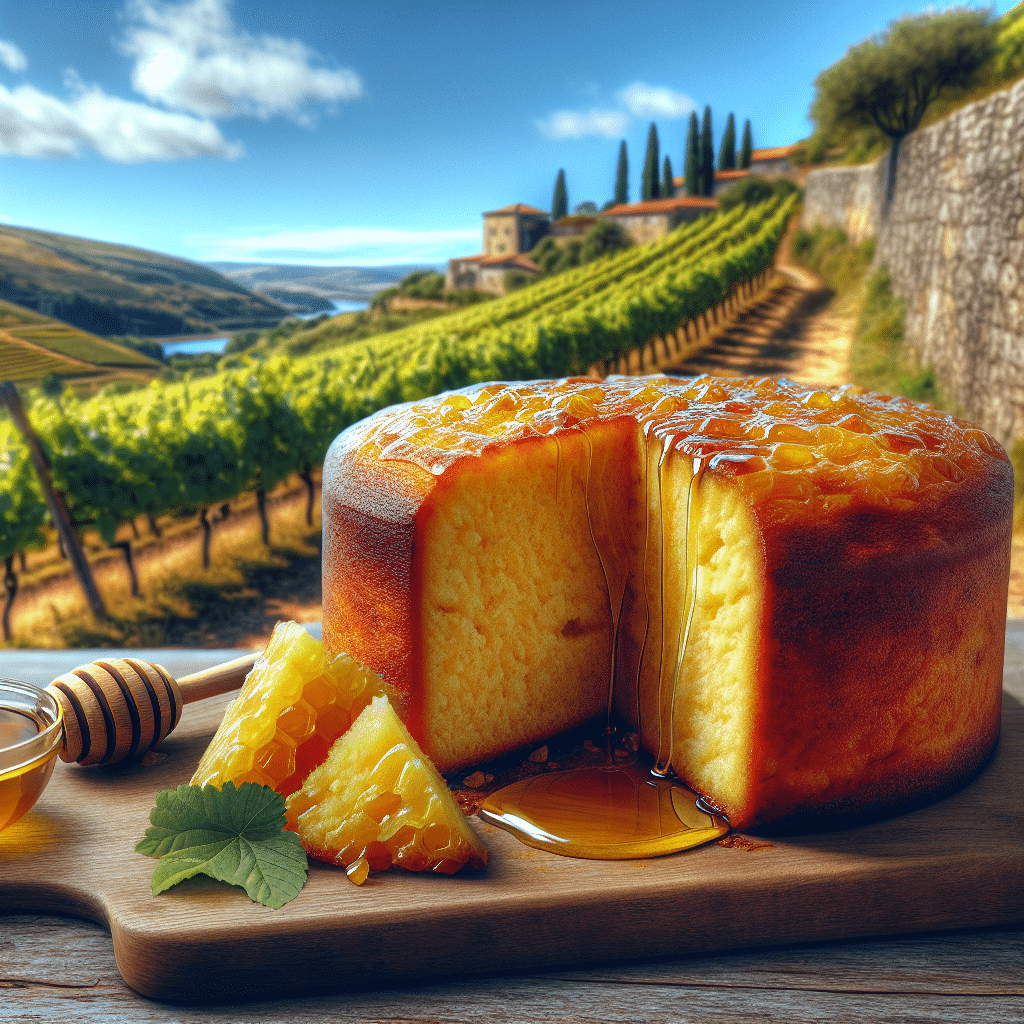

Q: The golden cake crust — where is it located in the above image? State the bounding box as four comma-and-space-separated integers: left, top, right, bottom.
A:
322, 376, 1011, 832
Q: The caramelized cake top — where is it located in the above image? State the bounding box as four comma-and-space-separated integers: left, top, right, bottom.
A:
349, 376, 1009, 517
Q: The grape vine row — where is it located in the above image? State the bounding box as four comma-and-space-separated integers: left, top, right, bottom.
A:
0, 196, 796, 588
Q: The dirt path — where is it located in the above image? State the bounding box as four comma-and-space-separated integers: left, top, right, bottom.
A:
657, 267, 855, 388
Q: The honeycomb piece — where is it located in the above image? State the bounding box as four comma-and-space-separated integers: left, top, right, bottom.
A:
286, 696, 488, 877
192, 621, 392, 796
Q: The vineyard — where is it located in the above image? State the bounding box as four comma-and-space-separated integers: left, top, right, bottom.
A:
0, 193, 796, 637
0, 297, 162, 386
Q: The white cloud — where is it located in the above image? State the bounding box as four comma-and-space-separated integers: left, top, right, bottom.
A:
0, 40, 27, 73
537, 81, 696, 141
618, 82, 695, 119
0, 1, 361, 163
122, 0, 362, 121
535, 108, 629, 141
0, 81, 242, 161
197, 225, 480, 266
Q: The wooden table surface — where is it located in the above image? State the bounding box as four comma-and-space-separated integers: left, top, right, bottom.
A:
2, 625, 1022, 1023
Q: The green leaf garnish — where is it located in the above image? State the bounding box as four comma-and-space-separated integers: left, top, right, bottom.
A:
136, 782, 308, 909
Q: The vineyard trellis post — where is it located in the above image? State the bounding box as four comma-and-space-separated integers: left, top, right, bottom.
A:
0, 381, 107, 619
3, 556, 15, 641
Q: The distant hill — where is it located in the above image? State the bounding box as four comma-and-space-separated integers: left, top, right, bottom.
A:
0, 224, 289, 338
0, 297, 163, 384
207, 262, 444, 304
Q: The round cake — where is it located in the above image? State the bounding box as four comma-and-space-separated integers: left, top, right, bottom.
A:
321, 376, 1012, 833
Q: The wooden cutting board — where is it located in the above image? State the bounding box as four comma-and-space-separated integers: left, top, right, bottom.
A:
0, 663, 1021, 1004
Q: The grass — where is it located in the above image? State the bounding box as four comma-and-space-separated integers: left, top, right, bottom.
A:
848, 267, 939, 406
790, 225, 875, 295
790, 225, 939, 406
3, 473, 323, 650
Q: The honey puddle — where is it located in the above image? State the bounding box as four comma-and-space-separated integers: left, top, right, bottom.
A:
478, 761, 727, 859
480, 428, 730, 859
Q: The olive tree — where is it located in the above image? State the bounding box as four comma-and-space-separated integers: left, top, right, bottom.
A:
810, 7, 998, 209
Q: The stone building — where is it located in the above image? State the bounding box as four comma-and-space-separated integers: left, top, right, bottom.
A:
712, 168, 751, 195
602, 196, 718, 245
673, 171, 749, 195
748, 144, 800, 176
445, 252, 540, 295
482, 203, 550, 256
670, 143, 801, 198
446, 202, 549, 295
550, 214, 599, 240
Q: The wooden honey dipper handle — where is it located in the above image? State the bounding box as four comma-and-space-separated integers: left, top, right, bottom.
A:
47, 652, 259, 767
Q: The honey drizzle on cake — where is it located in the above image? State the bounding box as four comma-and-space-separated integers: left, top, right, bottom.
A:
479, 426, 729, 859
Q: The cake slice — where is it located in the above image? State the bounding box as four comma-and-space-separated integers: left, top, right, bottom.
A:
285, 695, 488, 878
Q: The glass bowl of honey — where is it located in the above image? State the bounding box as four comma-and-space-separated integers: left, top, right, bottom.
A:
0, 679, 63, 832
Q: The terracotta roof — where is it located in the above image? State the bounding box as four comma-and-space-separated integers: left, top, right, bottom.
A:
673, 170, 751, 187
482, 203, 550, 218
603, 196, 718, 216
750, 144, 799, 161
552, 214, 599, 227
448, 254, 486, 265
479, 253, 540, 271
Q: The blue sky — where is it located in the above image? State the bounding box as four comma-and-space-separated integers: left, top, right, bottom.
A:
1, 1, 1017, 267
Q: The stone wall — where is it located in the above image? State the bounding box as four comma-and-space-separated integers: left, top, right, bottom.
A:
801, 77, 1024, 447
802, 161, 885, 243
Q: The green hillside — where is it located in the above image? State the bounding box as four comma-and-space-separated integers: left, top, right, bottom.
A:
0, 297, 163, 383
0, 224, 289, 338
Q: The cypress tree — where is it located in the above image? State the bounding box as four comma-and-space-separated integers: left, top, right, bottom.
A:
718, 112, 736, 171
739, 119, 753, 168
699, 105, 714, 196
662, 155, 675, 198
684, 111, 699, 195
641, 122, 660, 201
614, 140, 628, 205
552, 168, 568, 220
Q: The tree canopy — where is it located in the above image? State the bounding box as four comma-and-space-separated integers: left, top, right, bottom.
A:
614, 140, 628, 205
739, 119, 753, 169
641, 122, 660, 201
662, 155, 675, 198
699, 106, 714, 196
810, 7, 998, 144
684, 111, 699, 195
718, 112, 736, 171
552, 169, 568, 220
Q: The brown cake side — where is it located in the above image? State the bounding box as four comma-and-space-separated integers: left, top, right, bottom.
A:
321, 377, 1011, 832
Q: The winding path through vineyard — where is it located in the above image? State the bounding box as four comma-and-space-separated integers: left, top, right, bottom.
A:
655, 264, 854, 388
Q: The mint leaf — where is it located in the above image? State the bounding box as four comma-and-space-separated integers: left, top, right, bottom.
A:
136, 782, 308, 909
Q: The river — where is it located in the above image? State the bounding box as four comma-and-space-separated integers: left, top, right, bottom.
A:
159, 299, 368, 356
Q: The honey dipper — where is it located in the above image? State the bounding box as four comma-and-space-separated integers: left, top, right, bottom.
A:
46, 652, 259, 766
